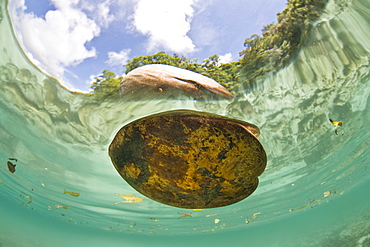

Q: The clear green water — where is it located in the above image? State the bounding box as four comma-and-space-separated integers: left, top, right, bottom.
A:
1, 0, 370, 246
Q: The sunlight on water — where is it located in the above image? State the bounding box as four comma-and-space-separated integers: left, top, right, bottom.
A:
0, 0, 370, 246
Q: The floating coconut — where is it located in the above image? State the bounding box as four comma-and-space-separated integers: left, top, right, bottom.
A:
120, 64, 234, 100
109, 110, 266, 209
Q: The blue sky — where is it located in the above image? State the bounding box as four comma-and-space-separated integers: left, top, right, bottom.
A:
9, 0, 287, 92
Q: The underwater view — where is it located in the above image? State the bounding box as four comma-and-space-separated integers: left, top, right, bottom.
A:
1, 0, 370, 246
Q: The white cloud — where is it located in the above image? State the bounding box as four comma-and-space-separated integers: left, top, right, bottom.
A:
133, 0, 197, 54
86, 74, 100, 89
97, 0, 115, 27
106, 49, 131, 67
10, 0, 101, 78
189, 10, 220, 51
219, 53, 233, 64
80, 0, 116, 27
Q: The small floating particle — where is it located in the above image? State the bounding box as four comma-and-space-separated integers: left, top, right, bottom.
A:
252, 212, 261, 219
130, 223, 136, 228
245, 219, 250, 224
19, 191, 33, 205
289, 203, 311, 212
329, 119, 342, 127
114, 194, 143, 205
63, 189, 80, 197
147, 217, 159, 222
47, 206, 53, 210
192, 209, 203, 212
178, 213, 192, 218
205, 214, 218, 217
7, 161, 16, 173
24, 195, 33, 205
220, 223, 227, 228
324, 191, 331, 197
41, 183, 45, 187
214, 219, 220, 224
55, 205, 69, 210
329, 119, 343, 135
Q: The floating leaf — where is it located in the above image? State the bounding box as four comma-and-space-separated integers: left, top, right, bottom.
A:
63, 189, 80, 197
252, 212, 261, 218
114, 194, 143, 205
55, 205, 69, 210
7, 161, 16, 173
205, 214, 218, 217
178, 213, 192, 218
192, 209, 203, 212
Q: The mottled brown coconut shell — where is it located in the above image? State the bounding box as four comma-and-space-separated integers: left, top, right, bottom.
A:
109, 110, 266, 209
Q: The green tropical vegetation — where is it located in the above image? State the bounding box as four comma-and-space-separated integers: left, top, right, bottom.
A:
87, 0, 328, 101
87, 69, 123, 101
239, 0, 328, 85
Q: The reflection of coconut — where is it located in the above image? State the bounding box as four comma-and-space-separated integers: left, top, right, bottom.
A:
227, 100, 254, 119
109, 110, 266, 209
120, 64, 234, 100
241, 100, 254, 115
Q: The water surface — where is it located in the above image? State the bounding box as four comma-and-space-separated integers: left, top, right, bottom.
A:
0, 0, 370, 246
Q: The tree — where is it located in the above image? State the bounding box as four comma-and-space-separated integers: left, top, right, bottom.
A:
239, 0, 329, 86
124, 51, 192, 74
89, 70, 122, 101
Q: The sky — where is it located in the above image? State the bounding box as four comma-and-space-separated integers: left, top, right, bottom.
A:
9, 0, 287, 92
